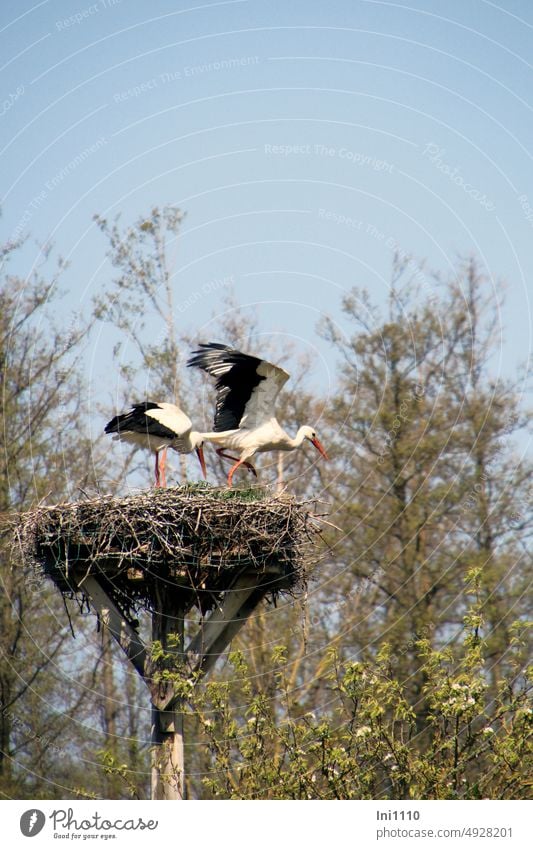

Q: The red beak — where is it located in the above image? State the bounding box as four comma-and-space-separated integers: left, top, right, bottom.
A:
311, 437, 329, 460
196, 444, 207, 479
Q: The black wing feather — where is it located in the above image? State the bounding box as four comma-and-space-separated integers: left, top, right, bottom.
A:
187, 343, 265, 431
104, 402, 177, 440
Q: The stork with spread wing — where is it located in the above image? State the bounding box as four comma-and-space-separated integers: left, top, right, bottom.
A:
187, 343, 328, 486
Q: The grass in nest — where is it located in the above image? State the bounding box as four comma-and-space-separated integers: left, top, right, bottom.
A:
166, 481, 272, 502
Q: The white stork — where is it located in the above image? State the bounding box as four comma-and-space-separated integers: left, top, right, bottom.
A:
187, 343, 329, 486
104, 402, 207, 487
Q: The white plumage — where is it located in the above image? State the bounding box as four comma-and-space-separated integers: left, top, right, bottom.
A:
104, 401, 206, 487
188, 343, 328, 486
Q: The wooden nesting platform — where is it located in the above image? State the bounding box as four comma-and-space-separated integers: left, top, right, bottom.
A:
13, 485, 317, 619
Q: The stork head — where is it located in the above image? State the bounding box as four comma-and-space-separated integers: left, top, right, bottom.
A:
300, 426, 329, 460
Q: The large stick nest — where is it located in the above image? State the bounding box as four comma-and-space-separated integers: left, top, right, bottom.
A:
11, 485, 320, 617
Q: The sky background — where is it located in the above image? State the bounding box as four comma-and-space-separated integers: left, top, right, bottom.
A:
2, 0, 532, 441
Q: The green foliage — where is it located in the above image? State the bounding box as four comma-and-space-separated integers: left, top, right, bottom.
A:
170, 481, 272, 502
97, 751, 142, 799
185, 610, 531, 799
319, 257, 532, 704
0, 236, 112, 799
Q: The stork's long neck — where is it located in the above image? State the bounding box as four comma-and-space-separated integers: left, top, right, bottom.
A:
288, 427, 308, 450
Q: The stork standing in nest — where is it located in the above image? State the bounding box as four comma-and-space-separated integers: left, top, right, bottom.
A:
187, 342, 329, 486
104, 402, 207, 487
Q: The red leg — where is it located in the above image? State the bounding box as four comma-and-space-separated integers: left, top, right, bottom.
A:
160, 447, 167, 488
216, 448, 257, 477
227, 458, 248, 486
154, 451, 161, 487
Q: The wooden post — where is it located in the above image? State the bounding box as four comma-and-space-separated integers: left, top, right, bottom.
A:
161, 570, 284, 711
185, 574, 264, 678
150, 597, 186, 800
80, 569, 289, 799
81, 577, 147, 678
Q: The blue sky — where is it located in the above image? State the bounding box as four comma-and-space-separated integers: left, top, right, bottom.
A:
2, 0, 532, 417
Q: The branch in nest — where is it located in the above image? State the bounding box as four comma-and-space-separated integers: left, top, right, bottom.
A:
11, 485, 323, 619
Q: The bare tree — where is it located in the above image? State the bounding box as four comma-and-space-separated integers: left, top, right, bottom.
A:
94, 208, 188, 481
0, 234, 112, 797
